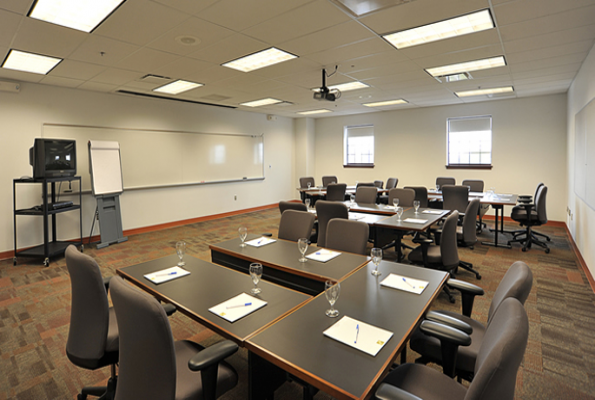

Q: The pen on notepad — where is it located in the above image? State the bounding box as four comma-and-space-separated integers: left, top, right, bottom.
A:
355, 324, 359, 344
402, 277, 415, 288
226, 302, 252, 309
154, 271, 177, 278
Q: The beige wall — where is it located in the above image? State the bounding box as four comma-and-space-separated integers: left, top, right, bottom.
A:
314, 94, 568, 221
567, 42, 595, 277
1, 83, 295, 254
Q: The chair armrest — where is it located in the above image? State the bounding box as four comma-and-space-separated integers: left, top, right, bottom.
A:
446, 279, 484, 318
425, 311, 473, 334
376, 383, 423, 400
162, 303, 177, 316
420, 320, 471, 377
261, 233, 273, 237
411, 237, 433, 245
188, 340, 239, 371
103, 276, 112, 292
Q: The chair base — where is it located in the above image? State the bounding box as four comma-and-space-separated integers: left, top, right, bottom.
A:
78, 375, 117, 400
458, 260, 481, 280
508, 227, 550, 253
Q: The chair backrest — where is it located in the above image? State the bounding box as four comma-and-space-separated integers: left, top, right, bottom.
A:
355, 186, 378, 204
462, 179, 484, 192
465, 298, 528, 400
326, 183, 347, 201
356, 182, 375, 189
403, 186, 427, 208
534, 182, 544, 199
65, 245, 111, 369
388, 188, 415, 207
436, 177, 455, 188
442, 185, 469, 213
279, 201, 307, 214
315, 200, 349, 248
487, 261, 533, 324
385, 178, 398, 189
535, 185, 548, 224
322, 175, 337, 187
299, 177, 315, 189
460, 199, 480, 246
374, 180, 384, 188
277, 210, 315, 242
325, 219, 369, 255
111, 276, 177, 400
440, 211, 460, 269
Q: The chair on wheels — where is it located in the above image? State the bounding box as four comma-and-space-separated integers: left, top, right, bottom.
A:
315, 200, 348, 248
374, 180, 384, 188
456, 198, 481, 279
408, 212, 460, 303
322, 175, 337, 187
404, 186, 428, 208
278, 201, 307, 214
409, 261, 532, 383
379, 178, 399, 204
356, 182, 376, 188
110, 276, 239, 400
325, 219, 369, 255
441, 185, 469, 215
277, 210, 315, 242
462, 179, 489, 232
375, 297, 529, 400
299, 177, 315, 203
326, 183, 347, 201
355, 186, 378, 204
388, 188, 415, 207
436, 177, 455, 189
508, 185, 550, 253
509, 183, 550, 242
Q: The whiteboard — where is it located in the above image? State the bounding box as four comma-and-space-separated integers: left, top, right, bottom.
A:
43, 124, 265, 192
89, 140, 123, 196
574, 98, 595, 210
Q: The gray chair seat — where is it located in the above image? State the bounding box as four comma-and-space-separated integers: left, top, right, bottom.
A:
408, 245, 442, 265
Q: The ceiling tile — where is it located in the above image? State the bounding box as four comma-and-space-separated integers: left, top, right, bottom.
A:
40, 75, 84, 88
69, 36, 140, 67
397, 29, 501, 60
304, 37, 393, 66
90, 68, 142, 85
78, 81, 119, 92
151, 0, 219, 15
152, 57, 213, 80
249, 57, 322, 80
116, 47, 180, 73
0, 66, 45, 83
0, 9, 22, 48
11, 17, 87, 58
0, 0, 33, 15
503, 24, 595, 54
505, 39, 593, 64
494, 0, 595, 26
188, 33, 268, 64
50, 60, 106, 80
414, 44, 504, 69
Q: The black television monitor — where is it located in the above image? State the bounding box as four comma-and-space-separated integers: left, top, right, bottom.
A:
29, 138, 77, 179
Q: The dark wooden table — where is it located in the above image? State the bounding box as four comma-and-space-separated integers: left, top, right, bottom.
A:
246, 261, 449, 400
116, 254, 311, 345
210, 235, 370, 295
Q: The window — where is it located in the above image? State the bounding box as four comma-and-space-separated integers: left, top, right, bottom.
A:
344, 125, 374, 167
447, 116, 492, 168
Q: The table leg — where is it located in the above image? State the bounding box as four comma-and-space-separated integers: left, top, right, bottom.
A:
249, 352, 286, 400
481, 205, 511, 248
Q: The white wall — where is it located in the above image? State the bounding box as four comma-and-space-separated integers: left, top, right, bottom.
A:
567, 42, 595, 276
1, 83, 295, 254
314, 94, 568, 221
293, 117, 316, 188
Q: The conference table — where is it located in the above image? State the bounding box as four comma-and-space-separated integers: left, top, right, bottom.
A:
116, 254, 311, 345
210, 235, 370, 295
246, 260, 449, 400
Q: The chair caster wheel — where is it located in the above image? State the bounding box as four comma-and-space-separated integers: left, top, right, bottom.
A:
77, 394, 87, 400
522, 248, 527, 252
449, 296, 455, 304
43, 258, 50, 267
476, 274, 482, 280
545, 248, 550, 254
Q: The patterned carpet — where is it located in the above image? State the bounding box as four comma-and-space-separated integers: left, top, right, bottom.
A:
1, 207, 594, 400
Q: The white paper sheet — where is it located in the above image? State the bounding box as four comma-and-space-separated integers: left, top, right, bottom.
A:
349, 213, 365, 220
380, 273, 429, 295
208, 293, 267, 323
422, 210, 443, 214
323, 316, 393, 356
306, 249, 341, 262
246, 237, 277, 247
144, 266, 190, 284
403, 218, 426, 224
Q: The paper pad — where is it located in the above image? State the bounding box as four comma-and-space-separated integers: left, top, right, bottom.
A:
246, 237, 276, 247
323, 316, 393, 356
422, 210, 443, 214
306, 249, 341, 262
144, 266, 190, 284
380, 273, 429, 295
208, 293, 267, 323
403, 218, 426, 224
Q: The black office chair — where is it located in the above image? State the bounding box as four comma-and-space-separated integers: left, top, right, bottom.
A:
277, 209, 315, 242
110, 276, 239, 400
374, 180, 384, 188
409, 261, 532, 382
508, 185, 550, 253
356, 182, 376, 188
379, 178, 399, 204
404, 186, 428, 208
322, 175, 337, 187
436, 177, 455, 189
326, 183, 347, 201
354, 186, 378, 204
508, 183, 550, 242
325, 219, 369, 255
376, 297, 529, 400
408, 211, 459, 303
315, 200, 348, 248
299, 177, 315, 203
456, 198, 481, 279
441, 185, 469, 216
278, 200, 307, 214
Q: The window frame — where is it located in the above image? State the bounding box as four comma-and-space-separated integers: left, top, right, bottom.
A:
446, 115, 493, 170
343, 124, 375, 168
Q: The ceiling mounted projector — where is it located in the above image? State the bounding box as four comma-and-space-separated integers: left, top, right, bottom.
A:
314, 67, 341, 102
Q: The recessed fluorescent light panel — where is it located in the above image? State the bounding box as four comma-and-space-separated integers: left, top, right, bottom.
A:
363, 99, 408, 107
383, 9, 494, 49
153, 80, 203, 95
240, 98, 283, 107
455, 86, 514, 97
28, 0, 126, 33
312, 81, 370, 93
222, 48, 297, 72
1, 49, 62, 75
425, 56, 506, 77
298, 109, 332, 115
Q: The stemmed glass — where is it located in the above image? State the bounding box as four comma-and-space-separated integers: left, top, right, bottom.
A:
238, 226, 247, 247
298, 238, 308, 262
307, 182, 312, 190
392, 198, 399, 209
350, 193, 355, 206
176, 241, 186, 266
413, 200, 420, 214
305, 198, 311, 209
396, 207, 404, 221
325, 280, 341, 318
371, 247, 383, 276
249, 263, 263, 294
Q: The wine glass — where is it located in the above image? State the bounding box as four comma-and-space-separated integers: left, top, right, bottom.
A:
325, 280, 340, 318
298, 238, 308, 262
305, 198, 311, 209
238, 226, 248, 247
249, 263, 263, 294
175, 241, 186, 266
396, 207, 404, 221
436, 184, 440, 192
350, 193, 355, 205
371, 247, 383, 276
392, 198, 399, 209
307, 182, 312, 189
413, 200, 420, 214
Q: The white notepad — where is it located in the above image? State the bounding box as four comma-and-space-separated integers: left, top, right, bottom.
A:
422, 210, 443, 214
349, 213, 364, 220
403, 218, 426, 224
306, 249, 341, 262
308, 209, 317, 214
144, 266, 190, 284
380, 273, 429, 295
383, 205, 396, 210
323, 316, 393, 357
208, 293, 267, 323
246, 237, 276, 247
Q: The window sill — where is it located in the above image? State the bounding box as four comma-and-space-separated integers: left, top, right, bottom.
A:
446, 164, 493, 170
344, 164, 374, 168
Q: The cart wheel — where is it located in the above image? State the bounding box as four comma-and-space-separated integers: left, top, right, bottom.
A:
13, 257, 17, 266
80, 245, 84, 252
43, 258, 50, 267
